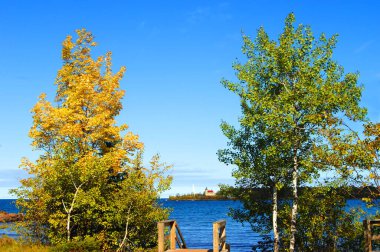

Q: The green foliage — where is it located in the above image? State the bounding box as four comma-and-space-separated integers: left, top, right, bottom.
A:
361, 123, 380, 204
221, 12, 366, 187
133, 248, 157, 252
231, 185, 364, 251
0, 236, 50, 252
50, 236, 101, 252
218, 124, 292, 189
325, 121, 380, 206
103, 152, 172, 250
219, 13, 366, 250
279, 186, 364, 251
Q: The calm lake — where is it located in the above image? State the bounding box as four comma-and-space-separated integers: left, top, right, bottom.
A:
0, 199, 377, 251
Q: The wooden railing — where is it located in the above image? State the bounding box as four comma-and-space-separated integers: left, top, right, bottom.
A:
158, 219, 230, 252
158, 220, 187, 252
364, 219, 380, 252
213, 220, 229, 252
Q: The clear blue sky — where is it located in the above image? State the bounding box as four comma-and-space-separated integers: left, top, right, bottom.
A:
1, 1, 380, 198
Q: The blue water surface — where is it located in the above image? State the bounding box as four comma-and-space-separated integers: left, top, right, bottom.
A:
0, 199, 20, 238
0, 199, 378, 251
0, 199, 19, 213
162, 199, 258, 251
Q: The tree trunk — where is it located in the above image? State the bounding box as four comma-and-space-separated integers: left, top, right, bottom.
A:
273, 184, 279, 252
289, 147, 298, 252
117, 204, 132, 252
62, 182, 84, 242
66, 212, 71, 242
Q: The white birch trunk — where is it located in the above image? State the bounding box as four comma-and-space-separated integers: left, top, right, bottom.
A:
289, 148, 298, 252
62, 182, 84, 242
117, 204, 132, 252
273, 185, 279, 252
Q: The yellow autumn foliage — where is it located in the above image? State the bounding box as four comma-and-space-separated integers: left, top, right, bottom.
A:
12, 29, 171, 251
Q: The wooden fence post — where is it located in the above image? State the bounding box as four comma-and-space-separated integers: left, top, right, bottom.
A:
170, 221, 176, 249
158, 222, 165, 252
364, 219, 376, 252
213, 221, 219, 252
213, 220, 228, 252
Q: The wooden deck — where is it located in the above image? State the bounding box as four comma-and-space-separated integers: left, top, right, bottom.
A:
158, 219, 230, 252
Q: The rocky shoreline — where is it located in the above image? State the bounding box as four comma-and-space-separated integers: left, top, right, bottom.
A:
0, 211, 23, 222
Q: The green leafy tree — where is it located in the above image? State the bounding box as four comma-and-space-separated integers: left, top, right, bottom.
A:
11, 29, 172, 251
218, 124, 292, 251
220, 13, 366, 251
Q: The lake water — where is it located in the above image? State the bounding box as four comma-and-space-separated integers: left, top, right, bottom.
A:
0, 199, 377, 251
0, 199, 19, 238
162, 199, 258, 251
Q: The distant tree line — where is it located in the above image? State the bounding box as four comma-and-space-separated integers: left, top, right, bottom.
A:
218, 185, 380, 200
168, 192, 229, 201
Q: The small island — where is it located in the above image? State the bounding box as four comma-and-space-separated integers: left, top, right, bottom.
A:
168, 187, 232, 201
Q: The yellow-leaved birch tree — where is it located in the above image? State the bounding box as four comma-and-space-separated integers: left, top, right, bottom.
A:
12, 29, 171, 251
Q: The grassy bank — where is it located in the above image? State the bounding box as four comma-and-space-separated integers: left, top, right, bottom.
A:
0, 236, 158, 252
0, 236, 49, 252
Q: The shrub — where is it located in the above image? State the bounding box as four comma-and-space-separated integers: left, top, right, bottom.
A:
50, 236, 101, 252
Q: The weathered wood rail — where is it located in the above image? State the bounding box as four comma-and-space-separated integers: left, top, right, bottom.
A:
158, 219, 230, 252
213, 220, 228, 252
364, 219, 380, 252
158, 220, 187, 251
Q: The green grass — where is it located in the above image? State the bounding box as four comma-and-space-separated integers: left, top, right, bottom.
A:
0, 236, 50, 252
0, 236, 158, 252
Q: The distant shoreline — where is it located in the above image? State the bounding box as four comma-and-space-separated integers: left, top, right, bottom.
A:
0, 211, 23, 222
168, 194, 234, 201
168, 198, 234, 201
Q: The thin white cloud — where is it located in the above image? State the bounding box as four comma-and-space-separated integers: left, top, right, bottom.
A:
218, 2, 230, 8
0, 169, 28, 189
354, 40, 375, 54
172, 161, 191, 168
137, 21, 146, 30
186, 4, 231, 25
0, 187, 16, 199
186, 7, 210, 24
